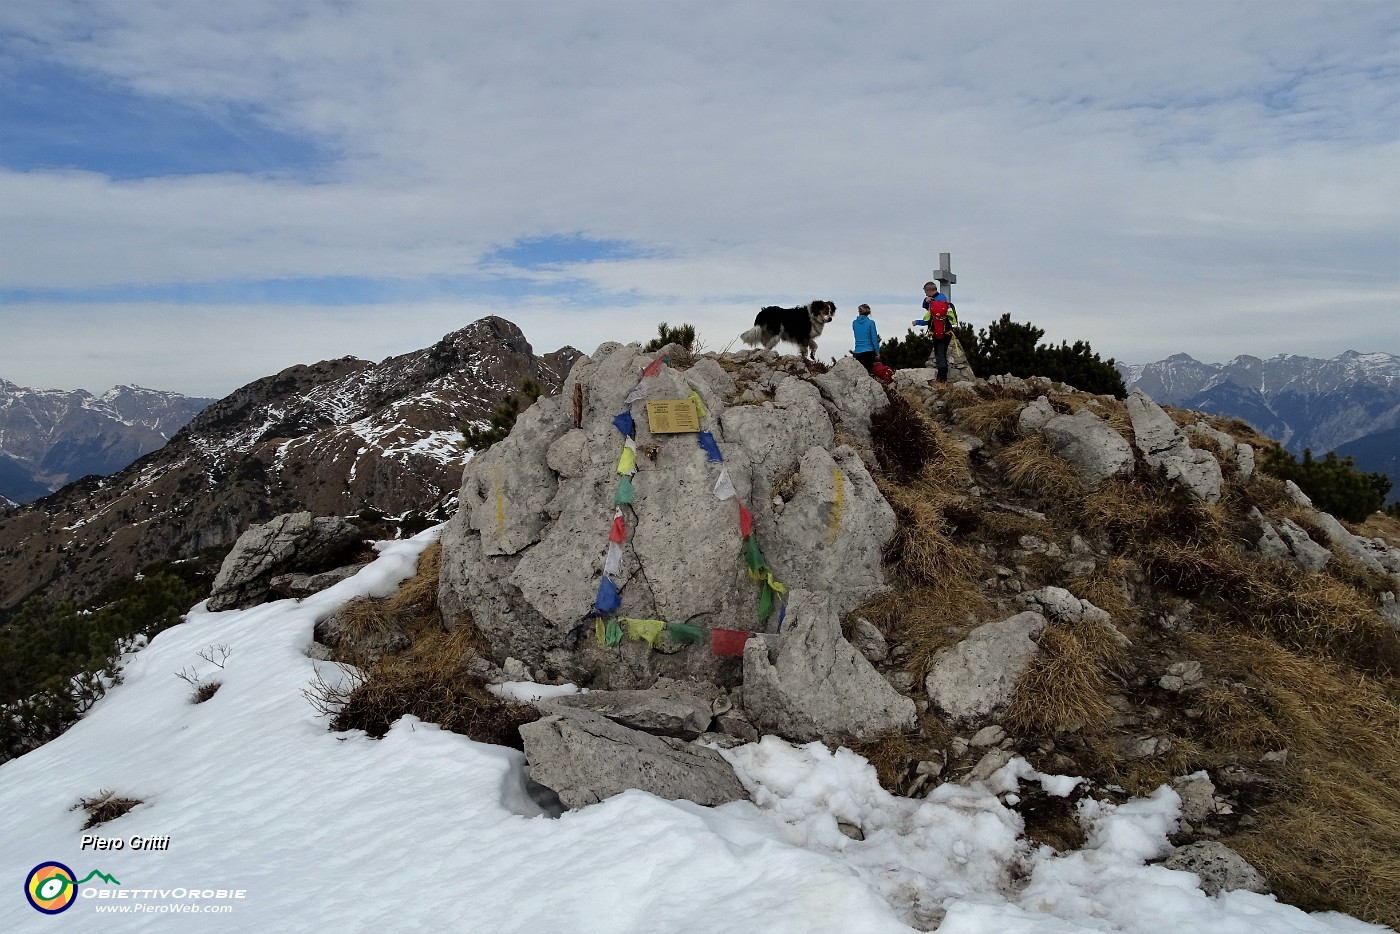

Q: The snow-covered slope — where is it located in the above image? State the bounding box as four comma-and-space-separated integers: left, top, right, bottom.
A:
0, 530, 1382, 933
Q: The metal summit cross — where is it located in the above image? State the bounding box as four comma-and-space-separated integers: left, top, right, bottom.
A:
934, 252, 957, 300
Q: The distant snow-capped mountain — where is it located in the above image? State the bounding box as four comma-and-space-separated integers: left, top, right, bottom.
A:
0, 316, 580, 609
1117, 350, 1400, 455
0, 381, 215, 504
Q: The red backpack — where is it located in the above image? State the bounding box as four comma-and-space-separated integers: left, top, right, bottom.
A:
871, 361, 895, 385
929, 299, 951, 339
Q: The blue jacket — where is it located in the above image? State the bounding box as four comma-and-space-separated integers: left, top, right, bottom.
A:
853, 315, 880, 353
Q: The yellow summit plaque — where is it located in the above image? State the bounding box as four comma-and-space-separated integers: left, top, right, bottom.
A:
645, 400, 700, 434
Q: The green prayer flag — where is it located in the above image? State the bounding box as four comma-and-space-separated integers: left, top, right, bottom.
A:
745, 536, 766, 576
604, 618, 624, 646
758, 582, 773, 620
614, 475, 635, 505
665, 623, 704, 645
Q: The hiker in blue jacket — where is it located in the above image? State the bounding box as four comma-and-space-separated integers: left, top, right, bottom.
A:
852, 304, 881, 374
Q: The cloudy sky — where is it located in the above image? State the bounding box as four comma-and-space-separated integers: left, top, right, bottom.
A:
1, 1, 1396, 398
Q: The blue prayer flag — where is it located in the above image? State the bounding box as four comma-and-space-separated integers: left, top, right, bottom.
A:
595, 576, 621, 614
612, 411, 635, 438
697, 431, 723, 463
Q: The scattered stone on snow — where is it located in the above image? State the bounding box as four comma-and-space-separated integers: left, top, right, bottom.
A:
1162, 841, 1270, 896
518, 707, 747, 810
540, 689, 714, 739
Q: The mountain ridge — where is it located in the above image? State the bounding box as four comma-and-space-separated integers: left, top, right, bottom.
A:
0, 380, 216, 504
1117, 350, 1400, 489
0, 316, 580, 610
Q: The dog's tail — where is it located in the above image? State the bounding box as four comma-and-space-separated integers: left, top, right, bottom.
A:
739, 326, 764, 346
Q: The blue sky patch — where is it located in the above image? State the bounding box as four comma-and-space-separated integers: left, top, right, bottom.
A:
0, 61, 330, 179
0, 274, 650, 308
485, 234, 659, 269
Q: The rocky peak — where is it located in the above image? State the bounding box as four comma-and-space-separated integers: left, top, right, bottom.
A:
0, 319, 581, 609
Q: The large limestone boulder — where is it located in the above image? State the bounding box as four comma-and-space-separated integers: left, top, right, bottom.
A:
741, 589, 917, 742
1126, 390, 1223, 503
1039, 408, 1135, 490
924, 611, 1047, 724
439, 343, 898, 687
519, 707, 747, 809
208, 512, 364, 611
809, 356, 889, 445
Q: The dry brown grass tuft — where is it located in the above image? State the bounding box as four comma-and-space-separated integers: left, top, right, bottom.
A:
851, 733, 927, 791
1119, 737, 1207, 795
1196, 685, 1286, 751
76, 790, 142, 829
952, 397, 1024, 443
1355, 510, 1400, 547
1186, 633, 1400, 928
872, 392, 947, 482
977, 508, 1052, 547
311, 623, 535, 746
1164, 406, 1196, 428
386, 540, 442, 617
305, 541, 527, 746
1005, 625, 1123, 735
999, 436, 1083, 503
191, 681, 222, 704
1066, 557, 1137, 625
899, 578, 996, 678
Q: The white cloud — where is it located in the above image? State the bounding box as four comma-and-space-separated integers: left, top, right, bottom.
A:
0, 0, 1395, 395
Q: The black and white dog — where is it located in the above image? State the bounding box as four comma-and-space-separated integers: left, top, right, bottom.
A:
739, 300, 837, 361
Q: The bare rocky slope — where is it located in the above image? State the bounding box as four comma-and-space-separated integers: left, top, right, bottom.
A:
0, 317, 579, 610
422, 343, 1400, 925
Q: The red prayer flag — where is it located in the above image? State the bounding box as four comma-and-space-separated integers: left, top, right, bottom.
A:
641, 355, 667, 378
608, 512, 628, 543
738, 503, 753, 538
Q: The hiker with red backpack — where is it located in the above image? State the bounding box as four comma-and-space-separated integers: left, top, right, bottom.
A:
913, 281, 958, 382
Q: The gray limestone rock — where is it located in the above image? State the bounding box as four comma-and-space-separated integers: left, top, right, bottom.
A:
1017, 586, 1129, 647
1040, 408, 1135, 490
519, 708, 747, 809
208, 512, 364, 611
269, 563, 366, 600
1017, 396, 1057, 437
809, 356, 890, 445
924, 611, 1047, 724
1163, 841, 1270, 896
1245, 508, 1292, 561
768, 446, 897, 617
1381, 593, 1400, 631
541, 689, 714, 739
742, 589, 917, 743
1126, 390, 1223, 503
849, 617, 890, 663
1277, 519, 1332, 573
1309, 509, 1392, 578
1172, 772, 1218, 825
